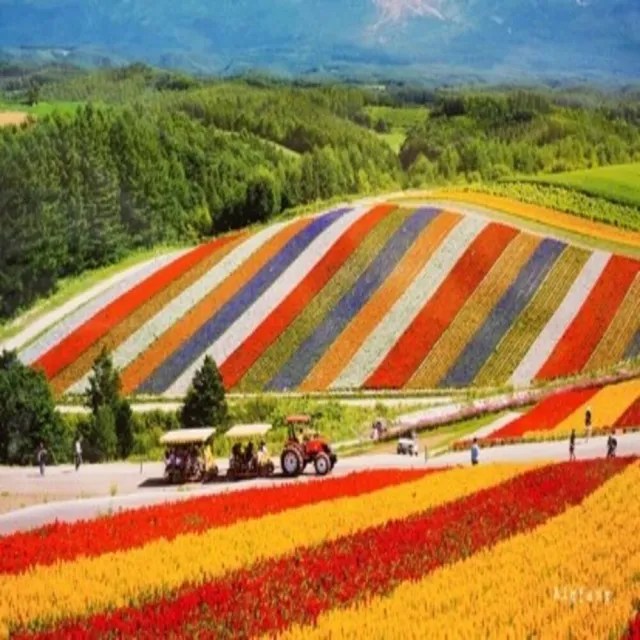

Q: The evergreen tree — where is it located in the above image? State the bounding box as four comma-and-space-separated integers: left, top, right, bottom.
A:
85, 347, 132, 460
180, 356, 229, 429
0, 350, 67, 465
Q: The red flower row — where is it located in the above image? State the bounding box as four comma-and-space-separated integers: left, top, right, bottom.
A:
220, 204, 395, 389
536, 255, 639, 381
492, 386, 600, 439
0, 469, 431, 576
617, 397, 640, 428
366, 223, 517, 389
26, 457, 633, 640
35, 235, 239, 380
627, 611, 640, 639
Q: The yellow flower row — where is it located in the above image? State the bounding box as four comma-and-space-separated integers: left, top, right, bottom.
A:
545, 378, 640, 437
431, 191, 640, 249
0, 463, 538, 636
279, 461, 640, 640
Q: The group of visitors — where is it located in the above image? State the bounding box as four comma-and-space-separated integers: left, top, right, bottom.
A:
36, 436, 83, 476
569, 408, 617, 461
229, 440, 269, 470
469, 407, 620, 468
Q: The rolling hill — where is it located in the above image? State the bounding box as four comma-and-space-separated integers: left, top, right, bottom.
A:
0, 0, 639, 80
521, 164, 640, 208
6, 198, 639, 397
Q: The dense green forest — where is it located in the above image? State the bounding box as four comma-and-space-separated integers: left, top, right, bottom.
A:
1, 63, 640, 322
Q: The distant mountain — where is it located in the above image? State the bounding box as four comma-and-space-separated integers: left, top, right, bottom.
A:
0, 0, 638, 81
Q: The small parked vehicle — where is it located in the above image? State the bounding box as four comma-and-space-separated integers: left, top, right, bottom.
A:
397, 430, 419, 456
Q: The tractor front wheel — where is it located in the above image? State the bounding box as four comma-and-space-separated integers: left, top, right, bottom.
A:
314, 452, 331, 476
281, 448, 303, 477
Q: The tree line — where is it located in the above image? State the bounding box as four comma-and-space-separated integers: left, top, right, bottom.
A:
395, 91, 640, 185
0, 77, 399, 320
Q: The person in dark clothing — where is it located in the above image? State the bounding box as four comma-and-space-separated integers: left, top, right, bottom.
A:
569, 429, 576, 461
37, 443, 47, 476
585, 407, 592, 441
606, 434, 617, 458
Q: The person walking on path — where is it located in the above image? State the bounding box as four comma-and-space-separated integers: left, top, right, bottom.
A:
569, 429, 576, 461
74, 437, 83, 471
471, 438, 479, 466
585, 407, 593, 442
37, 442, 47, 476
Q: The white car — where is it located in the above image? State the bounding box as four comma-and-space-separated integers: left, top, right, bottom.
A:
397, 437, 419, 456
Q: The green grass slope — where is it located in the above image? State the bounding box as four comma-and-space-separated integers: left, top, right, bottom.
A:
521, 164, 640, 208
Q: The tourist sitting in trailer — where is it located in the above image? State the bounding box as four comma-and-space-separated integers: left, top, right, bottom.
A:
244, 441, 256, 469
257, 440, 269, 464
231, 442, 243, 465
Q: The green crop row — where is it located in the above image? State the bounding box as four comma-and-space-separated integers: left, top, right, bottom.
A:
471, 182, 640, 231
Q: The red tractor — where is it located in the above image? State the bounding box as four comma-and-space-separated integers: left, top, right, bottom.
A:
280, 415, 337, 477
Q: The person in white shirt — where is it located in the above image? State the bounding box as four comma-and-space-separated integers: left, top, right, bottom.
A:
75, 437, 83, 471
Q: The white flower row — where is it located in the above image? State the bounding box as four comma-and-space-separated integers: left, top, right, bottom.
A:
67, 222, 291, 395
331, 216, 487, 390
509, 250, 611, 387
166, 206, 370, 396
18, 250, 187, 366
2, 254, 175, 354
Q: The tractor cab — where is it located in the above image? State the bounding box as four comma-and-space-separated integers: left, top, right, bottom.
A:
280, 414, 337, 478
160, 427, 219, 484
224, 423, 275, 481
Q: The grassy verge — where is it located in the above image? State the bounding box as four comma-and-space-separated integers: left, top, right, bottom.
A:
339, 411, 508, 458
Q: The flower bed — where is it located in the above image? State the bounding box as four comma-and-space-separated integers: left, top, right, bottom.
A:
219, 204, 395, 389
300, 210, 461, 391
235, 208, 409, 392
475, 245, 590, 386
3, 458, 638, 639
535, 255, 639, 381
268, 208, 435, 391
335, 216, 487, 389
366, 223, 518, 389
407, 232, 539, 389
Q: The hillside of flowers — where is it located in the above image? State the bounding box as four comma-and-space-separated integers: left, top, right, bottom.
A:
1, 459, 639, 638
455, 377, 640, 449
7, 201, 640, 396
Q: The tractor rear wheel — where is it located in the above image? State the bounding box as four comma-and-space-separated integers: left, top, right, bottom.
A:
314, 452, 331, 476
281, 448, 303, 477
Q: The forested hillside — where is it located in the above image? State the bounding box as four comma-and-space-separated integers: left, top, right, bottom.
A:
400, 92, 640, 185
0, 69, 399, 320
1, 65, 640, 323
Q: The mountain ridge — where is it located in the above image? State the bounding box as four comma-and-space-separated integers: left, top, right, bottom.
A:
0, 0, 638, 81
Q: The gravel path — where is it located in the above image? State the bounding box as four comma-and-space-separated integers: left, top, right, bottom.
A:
1, 432, 637, 535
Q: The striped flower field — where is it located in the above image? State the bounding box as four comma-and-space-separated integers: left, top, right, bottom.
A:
455, 378, 640, 447
6, 201, 640, 396
2, 459, 640, 638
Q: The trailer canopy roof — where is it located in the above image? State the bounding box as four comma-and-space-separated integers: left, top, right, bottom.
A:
225, 423, 273, 438
160, 427, 216, 446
